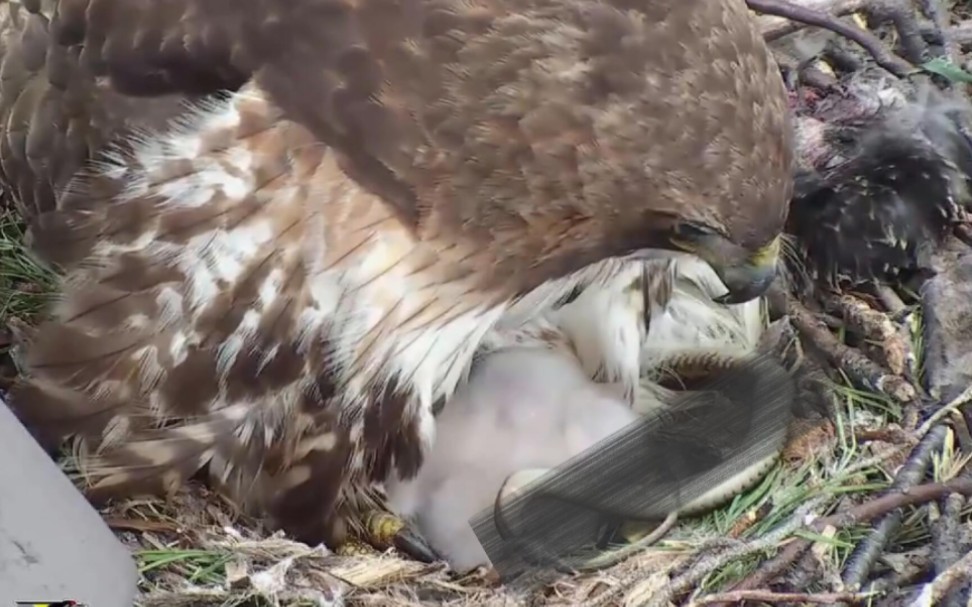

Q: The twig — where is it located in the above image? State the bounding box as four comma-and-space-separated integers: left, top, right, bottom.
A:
688, 589, 878, 605
823, 293, 909, 375
952, 21, 972, 47
787, 296, 916, 403
715, 477, 972, 606
758, 0, 869, 40
714, 534, 814, 605
868, 0, 931, 66
840, 425, 948, 591
655, 498, 832, 607
868, 548, 934, 594
854, 426, 911, 444
928, 493, 968, 607
763, 11, 972, 51
719, 444, 918, 598
916, 0, 961, 65
917, 383, 972, 439
842, 442, 914, 477
747, 0, 915, 76
103, 516, 181, 534
906, 549, 972, 607
785, 543, 828, 591
875, 285, 907, 317
821, 478, 972, 530
817, 312, 846, 330
824, 35, 868, 72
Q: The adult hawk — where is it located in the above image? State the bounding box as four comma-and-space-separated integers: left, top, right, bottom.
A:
0, 0, 793, 548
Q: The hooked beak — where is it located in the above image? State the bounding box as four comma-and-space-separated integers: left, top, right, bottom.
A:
708, 236, 780, 305
669, 231, 780, 305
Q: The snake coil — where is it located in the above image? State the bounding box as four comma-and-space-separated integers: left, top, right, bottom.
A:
489, 348, 804, 576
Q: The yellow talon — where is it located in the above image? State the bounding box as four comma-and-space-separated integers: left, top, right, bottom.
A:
361, 509, 439, 563
363, 510, 406, 549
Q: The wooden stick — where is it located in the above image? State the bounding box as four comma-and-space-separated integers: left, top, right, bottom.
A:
690, 589, 878, 606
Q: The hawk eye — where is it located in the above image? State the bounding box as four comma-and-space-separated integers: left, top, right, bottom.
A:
674, 222, 717, 240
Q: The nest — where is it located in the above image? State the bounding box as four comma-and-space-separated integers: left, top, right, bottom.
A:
3, 0, 972, 605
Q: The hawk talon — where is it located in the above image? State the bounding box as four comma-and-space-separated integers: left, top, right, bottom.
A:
391, 524, 440, 564
361, 510, 440, 563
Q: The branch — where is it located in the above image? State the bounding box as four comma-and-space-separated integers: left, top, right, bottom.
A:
747, 0, 915, 76
821, 478, 972, 529
786, 295, 916, 403
646, 498, 831, 607
690, 589, 877, 605
928, 493, 968, 607
952, 21, 972, 47
757, 0, 869, 39
711, 477, 972, 606
906, 549, 972, 607
840, 426, 948, 591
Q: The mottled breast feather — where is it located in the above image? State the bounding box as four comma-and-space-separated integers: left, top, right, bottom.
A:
2, 0, 792, 546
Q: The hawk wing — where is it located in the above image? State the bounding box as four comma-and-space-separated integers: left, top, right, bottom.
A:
0, 0, 199, 228
42, 0, 551, 247
44, 0, 793, 290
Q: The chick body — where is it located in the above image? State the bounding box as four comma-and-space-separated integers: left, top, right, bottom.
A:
384, 346, 650, 573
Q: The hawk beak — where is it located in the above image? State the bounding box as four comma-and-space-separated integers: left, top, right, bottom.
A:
709, 236, 780, 305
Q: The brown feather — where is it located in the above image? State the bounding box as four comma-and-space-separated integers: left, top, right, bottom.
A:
0, 0, 214, 229
46, 0, 793, 289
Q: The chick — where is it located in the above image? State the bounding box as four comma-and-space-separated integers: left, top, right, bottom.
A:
785, 69, 972, 292
383, 345, 646, 573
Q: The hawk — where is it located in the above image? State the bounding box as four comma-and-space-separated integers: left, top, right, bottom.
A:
0, 0, 794, 548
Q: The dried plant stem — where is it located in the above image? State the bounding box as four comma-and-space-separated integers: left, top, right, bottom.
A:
714, 477, 972, 606
689, 589, 878, 605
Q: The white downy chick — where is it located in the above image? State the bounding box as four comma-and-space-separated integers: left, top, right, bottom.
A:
384, 345, 652, 573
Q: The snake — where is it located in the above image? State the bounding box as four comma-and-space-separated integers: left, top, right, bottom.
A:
490, 348, 799, 574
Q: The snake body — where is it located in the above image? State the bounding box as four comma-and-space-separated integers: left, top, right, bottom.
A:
646, 349, 793, 515
490, 349, 799, 574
